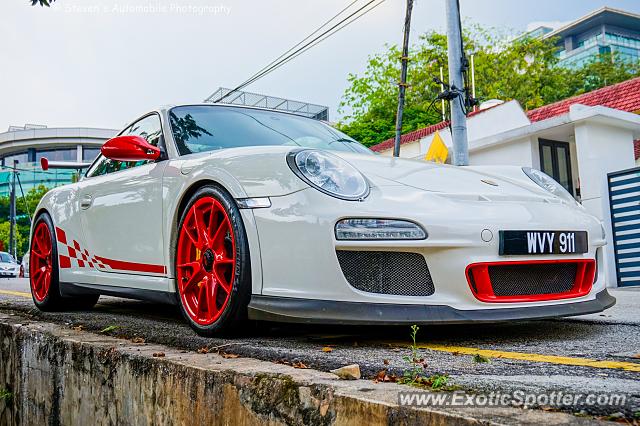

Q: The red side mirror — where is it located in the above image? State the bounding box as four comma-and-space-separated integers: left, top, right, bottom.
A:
101, 135, 161, 162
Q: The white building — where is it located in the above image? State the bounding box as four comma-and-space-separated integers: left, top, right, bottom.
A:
0, 125, 117, 196
371, 77, 640, 288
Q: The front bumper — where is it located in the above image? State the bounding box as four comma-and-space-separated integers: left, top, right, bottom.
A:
248, 289, 616, 324
252, 187, 607, 310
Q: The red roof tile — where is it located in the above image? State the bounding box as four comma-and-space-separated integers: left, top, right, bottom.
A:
527, 76, 640, 122
370, 121, 450, 152
369, 107, 490, 152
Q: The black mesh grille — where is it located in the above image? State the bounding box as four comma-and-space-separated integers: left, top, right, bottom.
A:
488, 263, 577, 296
336, 251, 435, 296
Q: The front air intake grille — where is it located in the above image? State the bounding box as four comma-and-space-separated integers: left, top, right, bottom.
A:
466, 259, 595, 303
336, 251, 434, 296
488, 263, 576, 296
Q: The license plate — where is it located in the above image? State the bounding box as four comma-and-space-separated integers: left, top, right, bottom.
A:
499, 230, 588, 255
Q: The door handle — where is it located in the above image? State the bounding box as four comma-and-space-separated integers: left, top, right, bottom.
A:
80, 194, 93, 209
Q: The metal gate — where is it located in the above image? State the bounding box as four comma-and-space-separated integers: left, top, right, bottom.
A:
608, 166, 640, 287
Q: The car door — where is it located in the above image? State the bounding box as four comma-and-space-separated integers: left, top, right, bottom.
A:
77, 114, 168, 284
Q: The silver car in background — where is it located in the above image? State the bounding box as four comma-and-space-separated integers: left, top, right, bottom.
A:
0, 252, 20, 278
20, 252, 30, 278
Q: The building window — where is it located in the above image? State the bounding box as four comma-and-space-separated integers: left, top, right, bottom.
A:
539, 139, 574, 196
2, 152, 29, 166
82, 147, 102, 162
35, 148, 77, 162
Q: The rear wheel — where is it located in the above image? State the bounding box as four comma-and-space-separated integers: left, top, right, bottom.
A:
30, 213, 99, 311
175, 186, 251, 336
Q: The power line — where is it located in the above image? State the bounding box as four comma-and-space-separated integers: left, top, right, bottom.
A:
214, 0, 382, 102
239, 0, 361, 88
237, 0, 386, 92
228, 0, 386, 96
213, 0, 386, 103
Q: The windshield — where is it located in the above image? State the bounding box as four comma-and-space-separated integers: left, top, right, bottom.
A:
0, 253, 13, 263
169, 105, 372, 156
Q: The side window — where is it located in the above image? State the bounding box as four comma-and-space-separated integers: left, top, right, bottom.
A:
125, 114, 162, 147
87, 114, 163, 178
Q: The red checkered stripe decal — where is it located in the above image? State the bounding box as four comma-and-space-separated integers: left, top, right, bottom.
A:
55, 227, 166, 274
56, 227, 109, 270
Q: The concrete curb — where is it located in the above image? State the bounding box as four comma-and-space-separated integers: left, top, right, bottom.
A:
0, 313, 602, 425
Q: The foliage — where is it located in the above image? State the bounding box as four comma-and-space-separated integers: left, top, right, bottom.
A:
338, 25, 640, 147
100, 325, 120, 334
397, 325, 457, 390
473, 353, 490, 363
427, 374, 450, 390
0, 388, 13, 403
0, 185, 50, 257
400, 325, 426, 386
0, 222, 27, 256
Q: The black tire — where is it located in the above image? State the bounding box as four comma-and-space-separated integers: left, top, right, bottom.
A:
30, 213, 100, 311
175, 185, 251, 336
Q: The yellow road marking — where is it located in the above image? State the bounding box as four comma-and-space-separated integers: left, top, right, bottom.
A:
416, 343, 640, 373
0, 289, 31, 298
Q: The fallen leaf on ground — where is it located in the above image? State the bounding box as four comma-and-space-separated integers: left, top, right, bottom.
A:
197, 347, 209, 354
131, 337, 145, 344
100, 325, 119, 334
72, 325, 84, 331
152, 352, 165, 358
221, 353, 240, 359
374, 369, 397, 383
292, 361, 309, 369
322, 347, 333, 353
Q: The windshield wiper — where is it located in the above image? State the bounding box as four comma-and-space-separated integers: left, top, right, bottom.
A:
328, 138, 358, 144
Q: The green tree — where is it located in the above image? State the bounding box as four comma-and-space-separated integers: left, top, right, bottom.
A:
0, 222, 27, 257
338, 26, 640, 147
0, 185, 50, 257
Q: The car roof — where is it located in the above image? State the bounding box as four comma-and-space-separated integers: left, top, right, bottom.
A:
158, 103, 324, 121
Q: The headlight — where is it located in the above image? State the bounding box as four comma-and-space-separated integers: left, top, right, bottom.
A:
335, 218, 427, 240
522, 167, 578, 206
287, 150, 369, 201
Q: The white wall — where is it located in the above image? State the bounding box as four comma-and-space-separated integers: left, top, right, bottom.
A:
469, 137, 536, 167
467, 101, 530, 143
379, 100, 531, 159
574, 120, 636, 287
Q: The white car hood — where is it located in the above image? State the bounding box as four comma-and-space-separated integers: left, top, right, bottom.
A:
338, 153, 553, 201
0, 262, 17, 269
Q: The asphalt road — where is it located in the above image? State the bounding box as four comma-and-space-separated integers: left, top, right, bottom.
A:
1, 278, 639, 419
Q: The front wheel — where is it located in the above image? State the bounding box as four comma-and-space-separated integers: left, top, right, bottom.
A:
175, 186, 251, 336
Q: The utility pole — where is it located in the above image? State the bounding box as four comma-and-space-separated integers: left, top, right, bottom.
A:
9, 160, 17, 258
393, 0, 414, 158
445, 0, 469, 165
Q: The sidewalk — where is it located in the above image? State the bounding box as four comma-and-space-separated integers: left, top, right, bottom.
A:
572, 287, 640, 325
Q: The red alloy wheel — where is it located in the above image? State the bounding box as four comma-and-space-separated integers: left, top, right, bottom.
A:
30, 221, 53, 302
176, 197, 236, 325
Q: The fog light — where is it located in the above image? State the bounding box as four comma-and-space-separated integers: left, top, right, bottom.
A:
335, 219, 427, 240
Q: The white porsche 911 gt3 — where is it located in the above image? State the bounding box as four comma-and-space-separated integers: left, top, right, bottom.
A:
29, 104, 615, 335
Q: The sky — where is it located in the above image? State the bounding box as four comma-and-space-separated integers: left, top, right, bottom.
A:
1, 0, 640, 131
